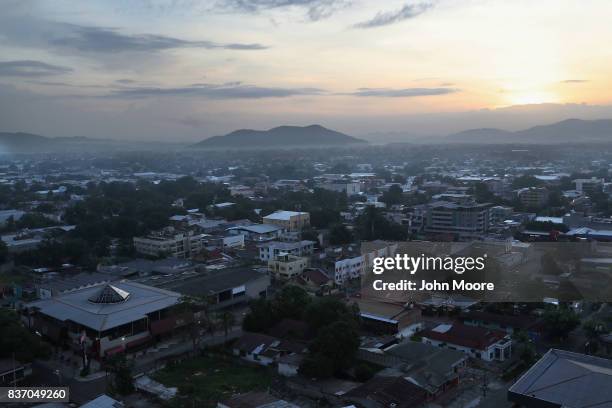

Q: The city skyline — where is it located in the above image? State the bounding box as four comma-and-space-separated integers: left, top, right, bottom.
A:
1, 0, 612, 141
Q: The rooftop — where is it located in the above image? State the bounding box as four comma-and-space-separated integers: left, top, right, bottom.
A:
27, 280, 181, 331
263, 211, 308, 221
509, 349, 612, 408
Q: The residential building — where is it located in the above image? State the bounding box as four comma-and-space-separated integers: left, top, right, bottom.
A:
232, 332, 306, 367
517, 187, 549, 208
421, 323, 512, 362
460, 311, 544, 339
226, 224, 284, 242
268, 254, 308, 280
133, 228, 206, 258
258, 240, 315, 262
508, 349, 612, 408
318, 181, 361, 196
423, 201, 491, 239
357, 341, 467, 398
344, 375, 428, 408
574, 177, 604, 194
262, 210, 310, 232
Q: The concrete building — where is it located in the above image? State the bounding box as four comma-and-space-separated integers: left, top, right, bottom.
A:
421, 323, 512, 362
262, 211, 310, 232
574, 177, 604, 194
258, 240, 315, 262
158, 267, 270, 310
424, 201, 491, 239
318, 182, 361, 196
133, 228, 206, 258
226, 224, 284, 242
517, 187, 550, 208
268, 254, 309, 280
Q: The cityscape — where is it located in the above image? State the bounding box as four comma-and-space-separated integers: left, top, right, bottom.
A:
1, 1, 612, 408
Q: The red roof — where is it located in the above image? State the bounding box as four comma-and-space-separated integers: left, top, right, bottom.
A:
421, 323, 507, 350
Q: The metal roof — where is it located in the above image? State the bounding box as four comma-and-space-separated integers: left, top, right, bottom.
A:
27, 281, 181, 332
509, 349, 612, 408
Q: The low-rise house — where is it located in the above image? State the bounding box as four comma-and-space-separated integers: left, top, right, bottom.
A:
232, 332, 306, 367
343, 375, 428, 408
460, 310, 544, 340
421, 323, 512, 362
358, 341, 467, 398
294, 268, 334, 294
508, 349, 612, 408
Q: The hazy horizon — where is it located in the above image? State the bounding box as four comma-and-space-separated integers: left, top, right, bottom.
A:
2, 0, 612, 142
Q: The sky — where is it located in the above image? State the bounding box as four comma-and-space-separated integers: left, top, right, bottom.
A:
1, 0, 612, 142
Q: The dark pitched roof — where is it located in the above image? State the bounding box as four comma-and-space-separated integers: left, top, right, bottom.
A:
345, 376, 427, 408
509, 349, 612, 408
421, 323, 507, 350
233, 332, 306, 355
461, 311, 543, 331
300, 268, 332, 286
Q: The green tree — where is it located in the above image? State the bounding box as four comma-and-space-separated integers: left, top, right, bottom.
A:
304, 297, 359, 331
0, 309, 51, 362
381, 184, 403, 206
543, 308, 580, 340
242, 298, 276, 332
307, 321, 360, 373
0, 240, 8, 264
106, 354, 134, 395
328, 223, 353, 245
272, 285, 311, 321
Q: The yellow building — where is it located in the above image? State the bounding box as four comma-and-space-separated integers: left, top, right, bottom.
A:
262, 211, 310, 232
268, 254, 308, 280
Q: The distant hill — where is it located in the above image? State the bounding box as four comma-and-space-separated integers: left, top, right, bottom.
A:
193, 125, 367, 149
0, 132, 55, 153
448, 119, 612, 144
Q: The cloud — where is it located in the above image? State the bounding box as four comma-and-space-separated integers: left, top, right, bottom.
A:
561, 79, 589, 84
216, 0, 350, 21
109, 83, 326, 99
48, 25, 267, 53
348, 87, 457, 97
0, 14, 267, 57
0, 60, 73, 77
353, 2, 433, 29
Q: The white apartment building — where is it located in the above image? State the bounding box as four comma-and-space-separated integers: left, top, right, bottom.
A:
133, 228, 206, 258
258, 240, 316, 262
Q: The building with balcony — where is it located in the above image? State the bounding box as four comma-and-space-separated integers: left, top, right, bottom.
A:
423, 201, 491, 240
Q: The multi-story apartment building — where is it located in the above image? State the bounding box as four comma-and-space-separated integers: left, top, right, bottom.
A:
423, 201, 491, 239
574, 177, 604, 195
258, 240, 316, 262
268, 254, 309, 280
517, 187, 550, 208
133, 227, 206, 258
262, 211, 310, 232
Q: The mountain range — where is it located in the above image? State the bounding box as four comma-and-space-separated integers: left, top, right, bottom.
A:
192, 125, 367, 149
2, 119, 612, 153
446, 118, 612, 144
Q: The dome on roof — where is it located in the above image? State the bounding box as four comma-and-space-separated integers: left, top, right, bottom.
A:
88, 284, 130, 304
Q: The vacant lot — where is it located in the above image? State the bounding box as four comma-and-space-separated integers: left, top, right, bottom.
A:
153, 353, 272, 407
